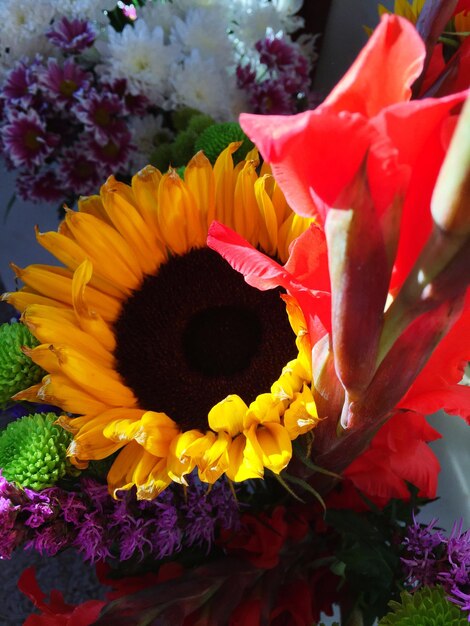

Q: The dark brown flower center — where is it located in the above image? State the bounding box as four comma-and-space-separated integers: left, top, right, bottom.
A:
113, 247, 297, 432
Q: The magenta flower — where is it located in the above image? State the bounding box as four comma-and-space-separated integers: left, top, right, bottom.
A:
249, 80, 295, 114
74, 90, 127, 143
16, 169, 64, 203
2, 61, 37, 107
2, 110, 59, 168
38, 58, 91, 107
255, 34, 298, 69
88, 130, 132, 169
46, 16, 96, 54
58, 147, 104, 196
104, 78, 149, 115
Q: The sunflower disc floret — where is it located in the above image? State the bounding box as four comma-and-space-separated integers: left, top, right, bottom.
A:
0, 322, 44, 408
0, 412, 72, 490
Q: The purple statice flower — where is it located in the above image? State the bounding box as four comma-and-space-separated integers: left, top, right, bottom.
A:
449, 587, 470, 619
402, 515, 470, 620
58, 147, 104, 196
183, 493, 216, 550
39, 58, 91, 108
2, 109, 59, 168
119, 517, 154, 561
148, 492, 182, 559
74, 90, 126, 144
16, 169, 64, 203
25, 522, 69, 556
74, 511, 111, 562
0, 496, 20, 559
2, 61, 37, 107
22, 489, 55, 528
47, 16, 96, 54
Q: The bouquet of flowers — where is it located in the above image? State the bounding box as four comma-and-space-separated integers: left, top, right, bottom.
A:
0, 0, 315, 208
0, 1, 469, 624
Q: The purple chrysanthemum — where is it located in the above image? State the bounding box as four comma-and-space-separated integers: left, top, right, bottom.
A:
2, 110, 59, 168
38, 58, 91, 107
2, 61, 37, 107
74, 90, 126, 144
16, 169, 64, 203
103, 79, 149, 116
47, 16, 96, 54
58, 147, 103, 196
255, 33, 298, 69
88, 131, 132, 169
249, 80, 295, 114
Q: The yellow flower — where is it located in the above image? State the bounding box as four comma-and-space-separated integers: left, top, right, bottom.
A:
5, 144, 320, 499
378, 0, 426, 25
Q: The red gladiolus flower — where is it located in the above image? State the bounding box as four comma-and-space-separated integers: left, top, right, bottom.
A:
208, 14, 470, 499
19, 567, 105, 626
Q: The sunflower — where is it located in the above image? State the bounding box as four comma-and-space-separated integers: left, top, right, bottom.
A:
5, 143, 320, 499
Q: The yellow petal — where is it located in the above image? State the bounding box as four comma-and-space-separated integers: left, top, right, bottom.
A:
157, 170, 205, 253
131, 165, 164, 236
167, 430, 202, 483
133, 411, 180, 457
254, 175, 278, 256
283, 384, 319, 440
100, 176, 166, 275
245, 393, 283, 429
233, 159, 259, 243
225, 433, 264, 481
213, 142, 241, 227
36, 374, 109, 415
65, 210, 142, 290
245, 423, 292, 475
208, 394, 247, 437
184, 151, 216, 229
77, 194, 113, 226
197, 431, 230, 484
2, 289, 68, 313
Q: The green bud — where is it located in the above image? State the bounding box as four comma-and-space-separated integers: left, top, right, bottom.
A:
0, 322, 45, 408
195, 122, 254, 164
0, 412, 73, 490
187, 113, 214, 135
171, 129, 198, 167
149, 142, 173, 172
379, 586, 467, 625
171, 107, 201, 131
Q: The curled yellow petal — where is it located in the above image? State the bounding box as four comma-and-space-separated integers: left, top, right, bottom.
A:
208, 394, 247, 437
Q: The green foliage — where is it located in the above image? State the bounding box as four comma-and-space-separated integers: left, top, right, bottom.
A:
0, 322, 44, 408
324, 486, 430, 626
0, 412, 72, 490
379, 586, 468, 625
195, 122, 254, 164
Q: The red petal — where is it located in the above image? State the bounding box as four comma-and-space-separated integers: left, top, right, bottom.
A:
240, 110, 376, 220
324, 15, 425, 116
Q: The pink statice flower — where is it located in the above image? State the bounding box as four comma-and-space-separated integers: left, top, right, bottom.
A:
38, 58, 91, 108
46, 16, 96, 54
2, 109, 59, 168
74, 89, 127, 144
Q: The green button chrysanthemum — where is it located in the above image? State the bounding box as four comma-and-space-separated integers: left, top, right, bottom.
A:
0, 412, 72, 490
195, 122, 254, 164
379, 586, 468, 625
0, 322, 45, 408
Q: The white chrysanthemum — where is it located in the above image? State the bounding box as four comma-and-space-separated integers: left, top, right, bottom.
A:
95, 21, 178, 105
170, 7, 233, 62
51, 0, 115, 24
128, 114, 172, 170
138, 1, 180, 39
0, 0, 56, 78
170, 51, 240, 121
232, 0, 304, 50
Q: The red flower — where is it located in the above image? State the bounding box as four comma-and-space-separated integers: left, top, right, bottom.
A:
270, 580, 314, 626
222, 506, 288, 569
19, 567, 105, 626
208, 15, 470, 500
